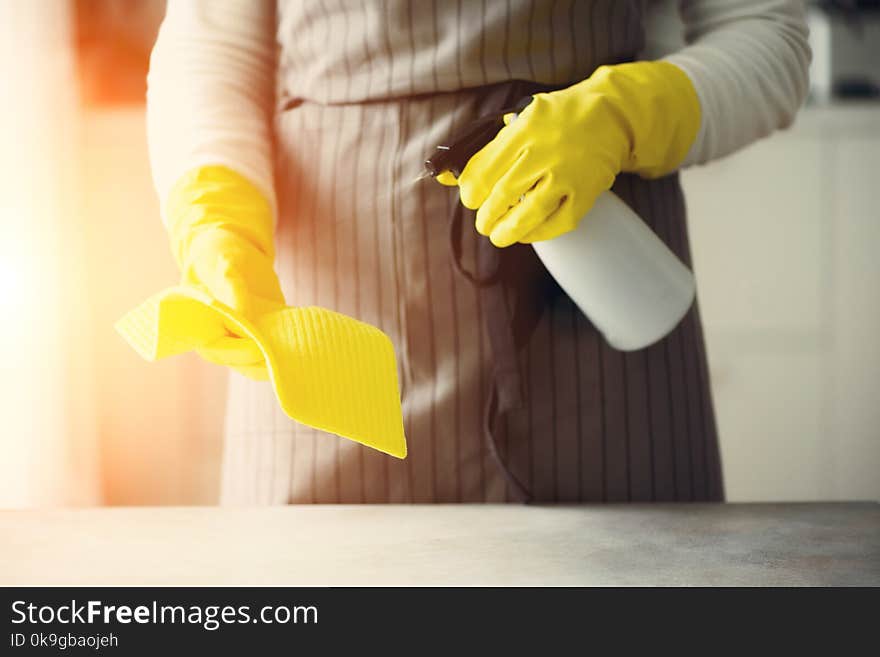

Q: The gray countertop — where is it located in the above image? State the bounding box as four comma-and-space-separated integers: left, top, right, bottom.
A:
1, 503, 877, 586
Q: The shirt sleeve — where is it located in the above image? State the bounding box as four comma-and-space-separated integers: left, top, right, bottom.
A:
146, 0, 277, 222
663, 0, 812, 167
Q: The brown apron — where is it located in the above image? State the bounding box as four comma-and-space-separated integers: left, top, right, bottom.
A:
220, 0, 724, 504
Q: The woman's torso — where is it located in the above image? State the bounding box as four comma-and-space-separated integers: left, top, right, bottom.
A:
218, 0, 724, 504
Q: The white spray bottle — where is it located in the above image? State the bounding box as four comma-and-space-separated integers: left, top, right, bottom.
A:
529, 189, 694, 350
424, 100, 695, 351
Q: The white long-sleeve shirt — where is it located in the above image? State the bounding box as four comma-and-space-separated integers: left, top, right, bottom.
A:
147, 0, 811, 223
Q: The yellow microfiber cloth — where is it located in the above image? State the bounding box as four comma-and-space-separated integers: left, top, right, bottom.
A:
116, 286, 406, 458
115, 165, 406, 458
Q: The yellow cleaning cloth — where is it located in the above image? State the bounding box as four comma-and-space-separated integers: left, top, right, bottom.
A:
116, 286, 406, 459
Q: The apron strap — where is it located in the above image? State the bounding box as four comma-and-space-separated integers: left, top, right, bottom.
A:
445, 79, 564, 502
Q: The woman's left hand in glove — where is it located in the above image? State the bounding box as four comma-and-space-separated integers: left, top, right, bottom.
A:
438, 61, 702, 247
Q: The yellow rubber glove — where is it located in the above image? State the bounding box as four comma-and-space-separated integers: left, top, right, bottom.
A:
164, 166, 285, 380
115, 166, 406, 458
443, 61, 701, 247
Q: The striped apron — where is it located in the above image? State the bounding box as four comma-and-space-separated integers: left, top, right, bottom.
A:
220, 0, 725, 504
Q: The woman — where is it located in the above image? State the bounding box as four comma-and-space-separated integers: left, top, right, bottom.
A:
146, 0, 810, 504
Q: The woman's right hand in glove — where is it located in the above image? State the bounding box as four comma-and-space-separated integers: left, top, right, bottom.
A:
165, 165, 286, 379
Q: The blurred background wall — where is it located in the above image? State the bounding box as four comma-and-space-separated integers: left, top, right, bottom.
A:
0, 0, 877, 507
1, 0, 222, 507
72, 0, 225, 505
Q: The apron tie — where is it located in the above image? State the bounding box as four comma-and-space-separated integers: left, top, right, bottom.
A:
443, 79, 565, 503
449, 194, 533, 502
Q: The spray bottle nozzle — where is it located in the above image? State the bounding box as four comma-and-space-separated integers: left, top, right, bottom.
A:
423, 96, 533, 180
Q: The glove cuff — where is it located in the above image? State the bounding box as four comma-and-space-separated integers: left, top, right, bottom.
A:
586, 61, 702, 179
165, 165, 276, 270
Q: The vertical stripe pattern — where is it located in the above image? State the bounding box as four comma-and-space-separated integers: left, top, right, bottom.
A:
220, 0, 723, 504
273, 0, 644, 105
